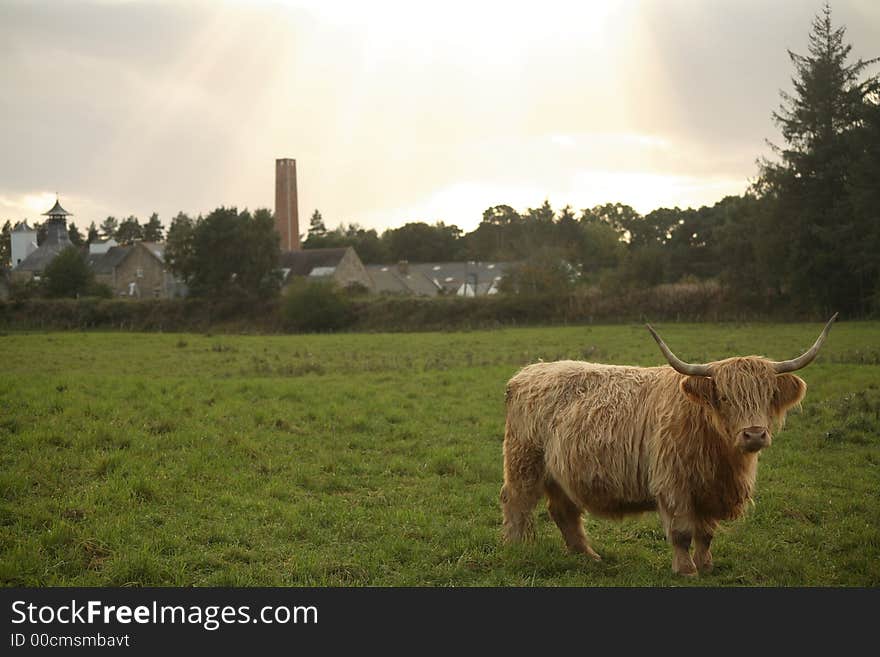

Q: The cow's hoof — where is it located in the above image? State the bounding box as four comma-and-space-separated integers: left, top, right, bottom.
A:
571, 544, 602, 561
673, 560, 697, 576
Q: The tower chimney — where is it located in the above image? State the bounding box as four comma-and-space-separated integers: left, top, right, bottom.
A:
275, 158, 300, 251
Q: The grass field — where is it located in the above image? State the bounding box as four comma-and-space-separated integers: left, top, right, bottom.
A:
1, 322, 878, 586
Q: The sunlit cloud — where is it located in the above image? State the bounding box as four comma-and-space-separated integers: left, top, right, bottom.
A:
360, 180, 550, 232
0, 191, 112, 229
15, 193, 58, 216
1, 0, 878, 233
356, 167, 747, 234
568, 170, 746, 215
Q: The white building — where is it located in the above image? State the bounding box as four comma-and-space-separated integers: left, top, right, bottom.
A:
11, 220, 38, 268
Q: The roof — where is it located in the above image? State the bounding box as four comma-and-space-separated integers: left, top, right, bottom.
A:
279, 248, 350, 277
368, 267, 441, 296
366, 261, 511, 295
308, 266, 336, 278
140, 241, 165, 263
42, 199, 72, 217
14, 220, 74, 272
14, 242, 68, 272
88, 246, 131, 274
86, 241, 166, 275
12, 220, 34, 233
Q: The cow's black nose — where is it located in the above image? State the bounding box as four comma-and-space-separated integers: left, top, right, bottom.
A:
739, 426, 770, 452
743, 427, 768, 441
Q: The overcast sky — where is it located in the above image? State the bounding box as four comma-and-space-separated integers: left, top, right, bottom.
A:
2, 0, 879, 234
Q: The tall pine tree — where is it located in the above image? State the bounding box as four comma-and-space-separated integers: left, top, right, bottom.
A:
143, 212, 164, 241
757, 3, 879, 314
308, 209, 326, 239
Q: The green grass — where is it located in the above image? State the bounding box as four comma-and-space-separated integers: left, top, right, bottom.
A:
1, 321, 878, 586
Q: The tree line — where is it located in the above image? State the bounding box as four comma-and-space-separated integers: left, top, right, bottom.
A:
302, 5, 879, 316
2, 5, 877, 316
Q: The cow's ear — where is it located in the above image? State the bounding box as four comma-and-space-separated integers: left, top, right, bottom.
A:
680, 376, 715, 407
774, 374, 806, 412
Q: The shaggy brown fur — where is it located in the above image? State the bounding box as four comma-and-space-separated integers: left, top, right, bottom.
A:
500, 356, 807, 575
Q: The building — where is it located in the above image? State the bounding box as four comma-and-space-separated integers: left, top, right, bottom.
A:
365, 261, 510, 296
275, 158, 300, 251
366, 261, 442, 296
88, 241, 182, 298
11, 198, 74, 282
88, 237, 118, 255
10, 220, 38, 268
279, 247, 372, 291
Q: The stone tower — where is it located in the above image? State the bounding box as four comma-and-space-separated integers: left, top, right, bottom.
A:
275, 158, 300, 251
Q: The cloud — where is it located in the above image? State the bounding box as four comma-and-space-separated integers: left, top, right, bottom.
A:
0, 191, 113, 229
1, 0, 878, 232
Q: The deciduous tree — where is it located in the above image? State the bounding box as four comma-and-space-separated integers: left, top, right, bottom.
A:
43, 246, 95, 297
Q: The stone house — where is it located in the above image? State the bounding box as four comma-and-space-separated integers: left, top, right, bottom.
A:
88, 241, 181, 298
279, 247, 373, 291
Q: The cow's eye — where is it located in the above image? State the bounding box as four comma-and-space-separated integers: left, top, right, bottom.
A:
718, 396, 728, 404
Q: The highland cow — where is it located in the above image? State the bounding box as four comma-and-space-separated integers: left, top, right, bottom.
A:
500, 316, 837, 575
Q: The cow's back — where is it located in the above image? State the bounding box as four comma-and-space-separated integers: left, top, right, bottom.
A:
506, 360, 664, 513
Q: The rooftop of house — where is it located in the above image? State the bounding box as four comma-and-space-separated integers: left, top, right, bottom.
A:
368, 267, 441, 296
87, 241, 166, 274
140, 241, 165, 262
366, 261, 511, 291
279, 247, 351, 277
87, 245, 132, 274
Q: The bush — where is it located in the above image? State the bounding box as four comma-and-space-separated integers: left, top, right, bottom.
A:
499, 251, 578, 295
0, 280, 849, 333
282, 281, 354, 332
7, 277, 42, 301
44, 247, 95, 298
87, 282, 114, 299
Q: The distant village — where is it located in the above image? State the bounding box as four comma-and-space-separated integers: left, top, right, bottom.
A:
3, 158, 511, 301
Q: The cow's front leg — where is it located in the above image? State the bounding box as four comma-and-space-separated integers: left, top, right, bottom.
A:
659, 505, 697, 576
670, 530, 696, 576
694, 530, 714, 573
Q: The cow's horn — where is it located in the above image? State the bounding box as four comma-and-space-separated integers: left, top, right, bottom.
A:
645, 324, 711, 377
771, 313, 838, 374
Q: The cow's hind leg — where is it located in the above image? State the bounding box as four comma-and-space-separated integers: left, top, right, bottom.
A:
500, 436, 544, 543
545, 479, 601, 561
